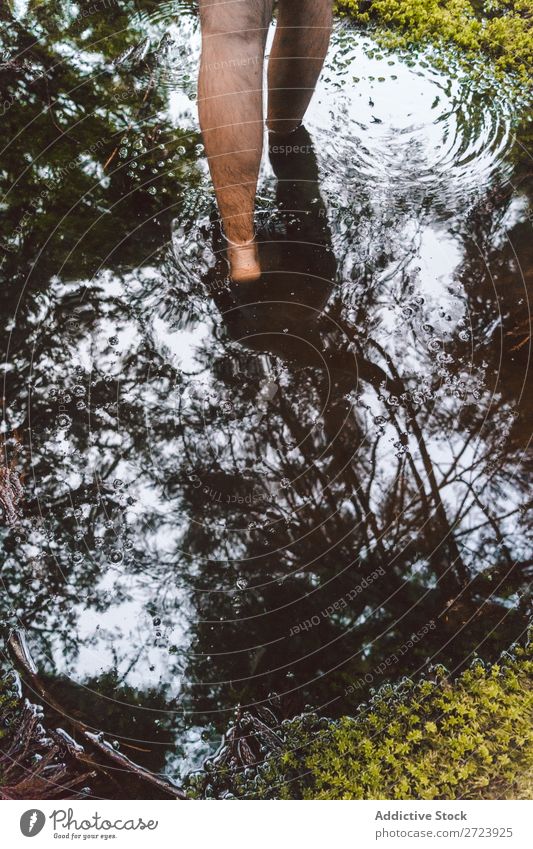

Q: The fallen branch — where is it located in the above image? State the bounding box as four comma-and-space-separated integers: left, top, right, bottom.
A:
8, 629, 186, 800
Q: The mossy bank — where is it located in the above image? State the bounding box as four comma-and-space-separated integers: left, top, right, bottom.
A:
337, 0, 533, 82
186, 636, 533, 800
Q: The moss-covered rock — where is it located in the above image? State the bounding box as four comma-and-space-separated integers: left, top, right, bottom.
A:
187, 635, 533, 799
337, 0, 533, 81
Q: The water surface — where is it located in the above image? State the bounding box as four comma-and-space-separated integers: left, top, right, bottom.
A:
0, 1, 531, 782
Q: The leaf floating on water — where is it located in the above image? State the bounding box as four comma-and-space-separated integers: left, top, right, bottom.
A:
114, 37, 151, 69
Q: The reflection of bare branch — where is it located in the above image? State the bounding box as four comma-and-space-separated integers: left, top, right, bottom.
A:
371, 338, 469, 585
453, 508, 521, 540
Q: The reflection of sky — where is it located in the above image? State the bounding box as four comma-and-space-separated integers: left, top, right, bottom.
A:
4, 12, 528, 769
41, 7, 520, 673
53, 569, 189, 697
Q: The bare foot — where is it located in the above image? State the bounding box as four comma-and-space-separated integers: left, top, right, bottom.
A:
226, 240, 261, 283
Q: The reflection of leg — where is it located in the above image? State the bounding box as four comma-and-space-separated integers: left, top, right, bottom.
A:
198, 0, 274, 281
269, 126, 332, 244
269, 125, 320, 205
266, 126, 336, 289
267, 0, 333, 135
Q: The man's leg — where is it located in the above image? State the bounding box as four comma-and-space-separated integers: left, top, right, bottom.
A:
198, 0, 274, 281
267, 0, 333, 135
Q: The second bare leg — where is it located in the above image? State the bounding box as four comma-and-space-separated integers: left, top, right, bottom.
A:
267, 0, 333, 135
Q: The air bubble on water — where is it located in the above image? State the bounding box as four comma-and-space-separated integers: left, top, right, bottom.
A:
459, 330, 470, 341
57, 414, 72, 429
280, 478, 290, 489
73, 385, 85, 397
94, 537, 104, 548
113, 479, 123, 489
109, 336, 119, 347
147, 186, 157, 195
236, 579, 247, 590
119, 147, 129, 159
153, 617, 161, 626
177, 146, 186, 155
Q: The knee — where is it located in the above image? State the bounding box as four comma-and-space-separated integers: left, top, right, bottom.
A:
199, 0, 272, 40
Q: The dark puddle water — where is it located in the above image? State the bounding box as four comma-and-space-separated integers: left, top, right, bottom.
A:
0, 2, 531, 781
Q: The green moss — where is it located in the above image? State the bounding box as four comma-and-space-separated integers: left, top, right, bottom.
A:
336, 0, 533, 82
199, 635, 533, 799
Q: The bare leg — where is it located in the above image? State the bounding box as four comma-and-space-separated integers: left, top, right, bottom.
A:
198, 0, 274, 281
267, 0, 333, 135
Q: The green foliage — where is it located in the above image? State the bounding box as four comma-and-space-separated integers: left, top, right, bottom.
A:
203, 636, 533, 800
337, 0, 533, 81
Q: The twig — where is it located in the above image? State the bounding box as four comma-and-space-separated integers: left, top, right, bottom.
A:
8, 629, 186, 800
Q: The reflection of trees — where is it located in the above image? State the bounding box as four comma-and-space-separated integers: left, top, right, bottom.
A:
0, 1, 531, 768
0, 0, 201, 286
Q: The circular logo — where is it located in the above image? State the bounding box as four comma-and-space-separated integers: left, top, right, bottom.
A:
20, 810, 46, 837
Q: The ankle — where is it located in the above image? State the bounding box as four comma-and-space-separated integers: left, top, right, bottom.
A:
267, 119, 302, 136
224, 233, 256, 248
226, 240, 261, 283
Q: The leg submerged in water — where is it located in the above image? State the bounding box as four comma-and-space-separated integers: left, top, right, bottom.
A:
198, 0, 274, 282
197, 0, 332, 282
